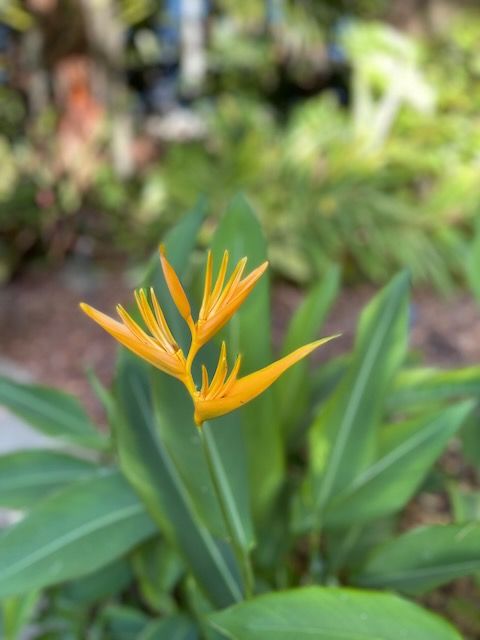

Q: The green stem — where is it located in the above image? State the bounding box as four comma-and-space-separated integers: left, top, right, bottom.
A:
200, 422, 254, 599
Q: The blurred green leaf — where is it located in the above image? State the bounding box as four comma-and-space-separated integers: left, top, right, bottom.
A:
138, 614, 199, 640
355, 523, 480, 594
101, 605, 150, 640
0, 449, 98, 508
388, 366, 480, 411
1, 592, 39, 640
0, 376, 108, 450
309, 272, 410, 520
61, 559, 132, 606
0, 469, 156, 598
324, 401, 473, 527
208, 587, 462, 639
133, 537, 184, 614
276, 264, 340, 440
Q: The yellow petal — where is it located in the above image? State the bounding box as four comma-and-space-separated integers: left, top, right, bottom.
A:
206, 341, 228, 400
194, 335, 339, 424
80, 303, 186, 379
208, 250, 229, 313
209, 257, 248, 315
134, 290, 172, 352
159, 246, 192, 322
197, 260, 268, 345
199, 251, 213, 321
149, 287, 177, 347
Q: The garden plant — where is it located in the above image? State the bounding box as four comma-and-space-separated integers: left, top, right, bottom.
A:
1, 199, 480, 638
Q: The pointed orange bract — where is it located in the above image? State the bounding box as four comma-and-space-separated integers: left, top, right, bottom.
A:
159, 245, 193, 327
195, 250, 268, 347
192, 336, 337, 425
79, 292, 186, 380
80, 248, 338, 427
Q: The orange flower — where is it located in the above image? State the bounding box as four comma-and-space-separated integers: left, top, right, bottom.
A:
81, 249, 337, 426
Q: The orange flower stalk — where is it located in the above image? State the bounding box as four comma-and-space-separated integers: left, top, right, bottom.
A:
81, 248, 337, 426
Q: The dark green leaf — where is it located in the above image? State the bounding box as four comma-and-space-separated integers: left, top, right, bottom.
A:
139, 615, 199, 640
151, 373, 253, 550
61, 559, 132, 605
115, 358, 243, 607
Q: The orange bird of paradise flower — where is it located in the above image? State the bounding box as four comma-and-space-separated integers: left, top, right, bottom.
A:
80, 247, 337, 426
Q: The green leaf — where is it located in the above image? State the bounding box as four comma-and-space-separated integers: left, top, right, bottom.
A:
211, 194, 284, 519
133, 537, 184, 614
139, 615, 199, 640
0, 469, 156, 597
466, 217, 480, 305
0, 376, 107, 450
208, 587, 461, 640
61, 559, 132, 605
0, 450, 98, 508
309, 272, 410, 517
324, 401, 474, 527
355, 523, 480, 594
102, 605, 150, 640
388, 366, 480, 411
115, 357, 243, 607
151, 373, 254, 551
276, 264, 340, 440
449, 484, 480, 523
1, 592, 40, 640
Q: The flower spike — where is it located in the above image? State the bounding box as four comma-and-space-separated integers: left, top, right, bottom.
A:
80, 249, 339, 427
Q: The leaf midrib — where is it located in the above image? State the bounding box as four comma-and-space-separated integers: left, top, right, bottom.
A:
1, 501, 144, 580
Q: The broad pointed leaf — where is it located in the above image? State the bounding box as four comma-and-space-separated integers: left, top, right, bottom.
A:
355, 523, 480, 594
0, 469, 155, 597
324, 401, 473, 527
309, 272, 410, 517
208, 587, 461, 640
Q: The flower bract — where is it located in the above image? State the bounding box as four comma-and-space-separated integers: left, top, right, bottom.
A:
80, 249, 337, 426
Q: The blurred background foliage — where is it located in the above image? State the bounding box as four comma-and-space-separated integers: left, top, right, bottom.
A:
0, 0, 480, 288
